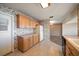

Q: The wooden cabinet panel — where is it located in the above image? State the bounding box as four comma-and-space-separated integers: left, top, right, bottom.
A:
30, 20, 35, 28
29, 36, 33, 48
19, 15, 25, 28
17, 14, 30, 28
30, 19, 39, 28
30, 20, 33, 28
66, 45, 70, 56
25, 16, 30, 27
17, 36, 30, 52
23, 37, 30, 51
33, 34, 39, 45
17, 14, 39, 28
66, 41, 79, 56
17, 36, 23, 51
17, 35, 40, 52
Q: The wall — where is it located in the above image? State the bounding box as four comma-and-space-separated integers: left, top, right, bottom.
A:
62, 8, 78, 36
16, 28, 33, 36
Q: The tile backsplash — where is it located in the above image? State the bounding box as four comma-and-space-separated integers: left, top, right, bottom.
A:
16, 28, 34, 36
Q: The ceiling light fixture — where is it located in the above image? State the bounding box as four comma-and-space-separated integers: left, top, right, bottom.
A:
40, 0, 50, 8
40, 3, 48, 8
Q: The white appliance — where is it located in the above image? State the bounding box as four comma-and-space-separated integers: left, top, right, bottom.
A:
0, 11, 14, 55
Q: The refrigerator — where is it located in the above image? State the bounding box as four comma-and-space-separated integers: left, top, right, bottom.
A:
0, 11, 14, 55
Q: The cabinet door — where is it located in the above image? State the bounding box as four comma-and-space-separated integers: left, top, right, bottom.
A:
30, 20, 38, 28
17, 36, 30, 52
17, 14, 25, 28
19, 15, 25, 28
33, 21, 39, 28
29, 20, 32, 28
33, 21, 37, 28
17, 14, 30, 28
23, 37, 30, 51
29, 36, 33, 48
17, 36, 24, 51
30, 20, 34, 28
25, 16, 30, 28
33, 34, 39, 45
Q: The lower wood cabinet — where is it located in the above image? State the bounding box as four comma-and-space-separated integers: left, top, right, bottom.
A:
29, 36, 33, 48
17, 34, 39, 52
65, 41, 79, 56
33, 34, 39, 45
66, 44, 73, 56
17, 36, 30, 52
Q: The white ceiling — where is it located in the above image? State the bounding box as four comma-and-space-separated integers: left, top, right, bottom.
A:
2, 3, 77, 23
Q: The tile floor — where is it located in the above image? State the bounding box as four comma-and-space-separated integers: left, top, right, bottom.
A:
7, 40, 63, 56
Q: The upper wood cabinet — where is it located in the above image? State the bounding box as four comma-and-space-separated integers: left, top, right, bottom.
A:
17, 14, 30, 28
16, 14, 39, 28
31, 20, 39, 28
30, 20, 36, 28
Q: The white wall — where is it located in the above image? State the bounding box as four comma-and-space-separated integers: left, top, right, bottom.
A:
16, 28, 33, 36
62, 9, 78, 36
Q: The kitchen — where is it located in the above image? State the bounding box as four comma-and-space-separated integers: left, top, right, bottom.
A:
0, 3, 79, 56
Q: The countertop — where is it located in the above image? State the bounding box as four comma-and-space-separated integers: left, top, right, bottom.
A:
63, 35, 79, 51
17, 33, 39, 38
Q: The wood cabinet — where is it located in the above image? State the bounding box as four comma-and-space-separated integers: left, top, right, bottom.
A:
30, 20, 35, 28
17, 34, 40, 52
17, 14, 30, 28
65, 41, 79, 56
17, 36, 30, 52
29, 36, 33, 48
30, 20, 39, 28
16, 14, 39, 28
33, 34, 39, 45
62, 36, 79, 56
